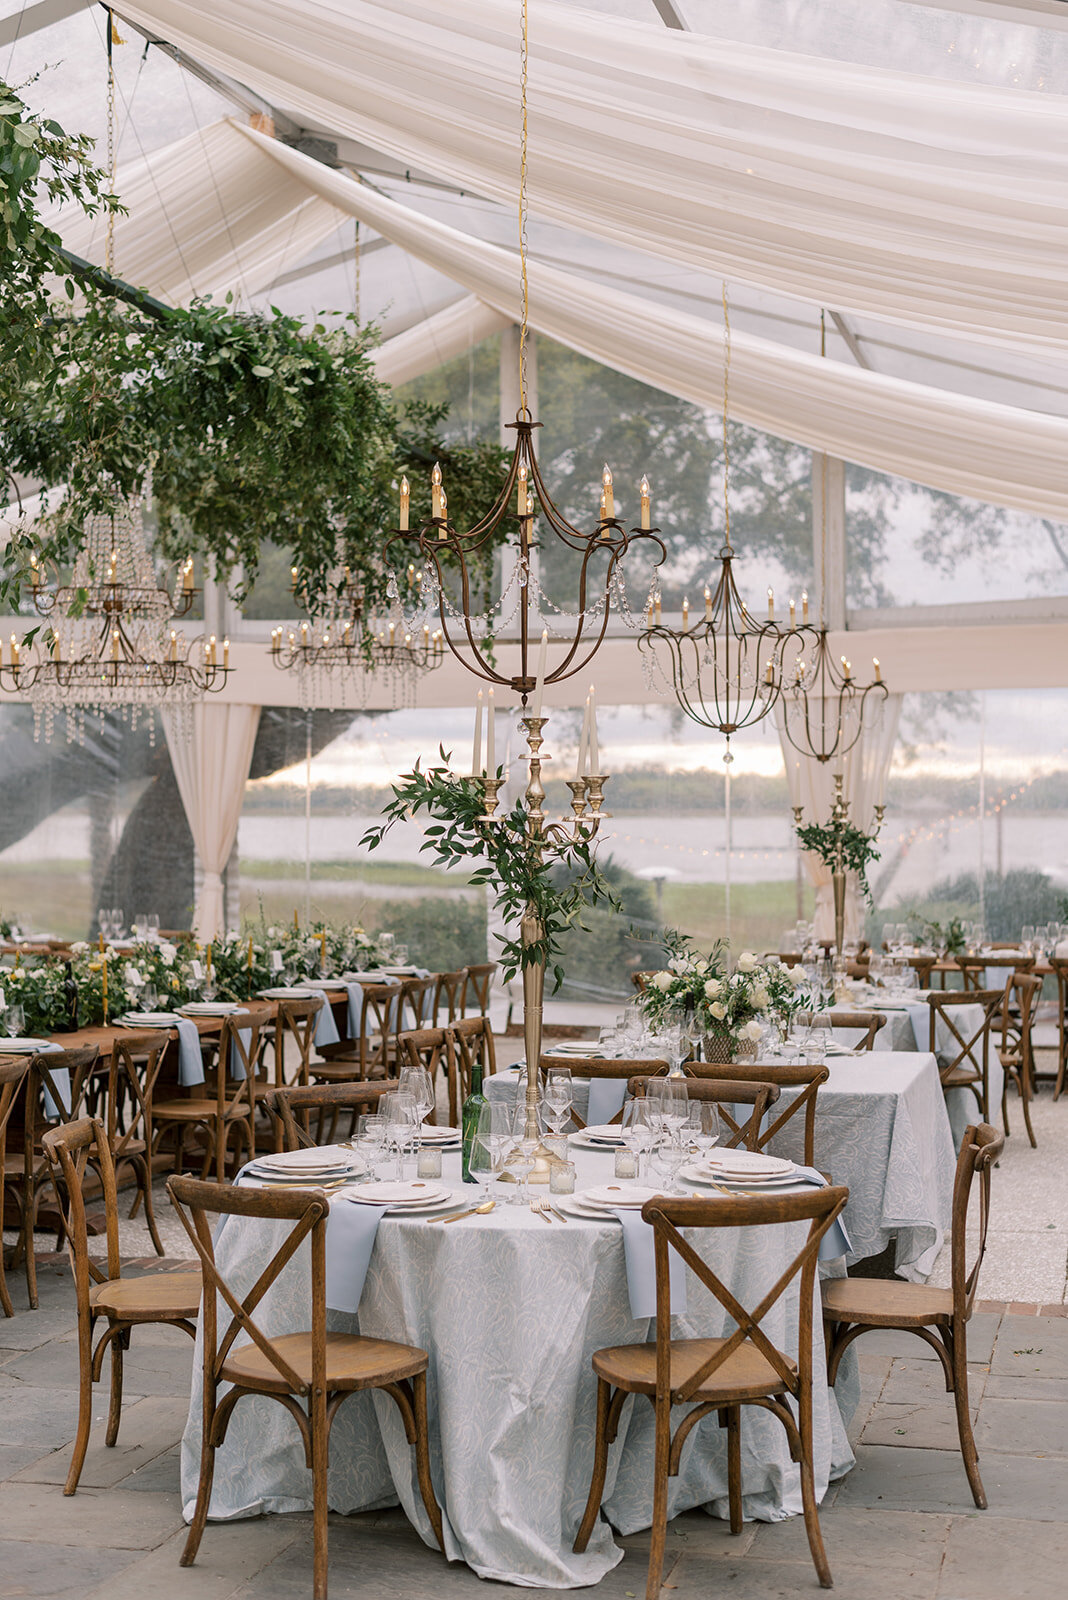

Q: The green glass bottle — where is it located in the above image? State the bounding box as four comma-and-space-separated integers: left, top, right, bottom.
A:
460, 1055, 488, 1184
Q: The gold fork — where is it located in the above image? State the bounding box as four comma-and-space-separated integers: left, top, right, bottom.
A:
529, 1198, 554, 1224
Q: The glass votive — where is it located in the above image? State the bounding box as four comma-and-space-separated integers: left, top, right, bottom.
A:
417, 1146, 442, 1180
544, 1133, 568, 1163
549, 1159, 577, 1195
614, 1147, 638, 1179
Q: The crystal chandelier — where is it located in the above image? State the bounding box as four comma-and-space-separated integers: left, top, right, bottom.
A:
0, 484, 231, 741
777, 626, 888, 765
269, 564, 445, 709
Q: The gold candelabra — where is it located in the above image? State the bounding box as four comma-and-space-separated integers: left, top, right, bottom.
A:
793, 773, 886, 955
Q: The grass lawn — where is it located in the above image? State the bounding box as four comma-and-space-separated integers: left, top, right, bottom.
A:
661, 879, 815, 955
241, 858, 462, 888
1, 861, 91, 941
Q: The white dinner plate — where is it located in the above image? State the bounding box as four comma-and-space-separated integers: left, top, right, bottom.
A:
581, 1183, 663, 1210
345, 1180, 450, 1207
552, 1192, 622, 1221
703, 1150, 795, 1178
256, 1145, 361, 1173
244, 1164, 363, 1186
257, 987, 314, 1000
180, 1002, 245, 1015
0, 1037, 63, 1054
568, 1130, 625, 1150
415, 1126, 461, 1145
545, 1041, 603, 1057
117, 1012, 180, 1026
680, 1161, 802, 1190
583, 1124, 628, 1142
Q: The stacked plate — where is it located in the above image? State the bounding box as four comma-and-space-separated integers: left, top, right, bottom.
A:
569, 1123, 626, 1149
416, 1125, 462, 1149
545, 1040, 603, 1058
0, 1037, 62, 1055
180, 1002, 245, 1016
554, 1182, 662, 1220
341, 1179, 463, 1215
683, 1150, 799, 1189
245, 1146, 364, 1186
117, 1011, 180, 1027
256, 987, 314, 1000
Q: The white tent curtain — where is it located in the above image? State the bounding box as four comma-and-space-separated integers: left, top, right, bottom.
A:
239, 127, 1068, 520
118, 0, 1068, 350
50, 119, 343, 307
372, 296, 509, 386
778, 696, 902, 944
163, 703, 261, 941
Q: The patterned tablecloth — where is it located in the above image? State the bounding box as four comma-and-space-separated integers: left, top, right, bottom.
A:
179, 1145, 858, 1588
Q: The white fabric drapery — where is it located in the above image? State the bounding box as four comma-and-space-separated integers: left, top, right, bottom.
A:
117, 0, 1068, 350
239, 127, 1068, 521
163, 703, 261, 941
779, 696, 903, 944
50, 119, 342, 307
372, 296, 509, 386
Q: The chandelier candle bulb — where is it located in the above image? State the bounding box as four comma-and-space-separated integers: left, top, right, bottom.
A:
399, 475, 410, 530
704, 586, 712, 619
111, 629, 120, 661
222, 638, 229, 669
472, 689, 484, 776
30, 557, 39, 588
682, 597, 689, 630
639, 474, 651, 530
487, 688, 496, 774
532, 628, 548, 716
874, 657, 883, 682
802, 590, 809, 622
767, 586, 774, 620
654, 593, 662, 624
431, 462, 443, 520
518, 462, 529, 516
437, 488, 448, 538
108, 549, 116, 583
789, 597, 796, 626
171, 630, 178, 660
602, 464, 614, 520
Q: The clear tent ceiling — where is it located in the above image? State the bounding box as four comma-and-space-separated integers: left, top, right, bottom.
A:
3, 0, 1068, 418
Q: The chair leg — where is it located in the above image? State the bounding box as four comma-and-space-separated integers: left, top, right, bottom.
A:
411, 1371, 445, 1552
105, 1329, 127, 1447
311, 1383, 330, 1600
135, 1157, 165, 1256
950, 1326, 986, 1509
798, 1445, 833, 1588
645, 1395, 672, 1600
1019, 1066, 1037, 1149
1001, 1081, 1011, 1138
23, 1182, 40, 1311
573, 1378, 613, 1553
721, 1406, 743, 1535
65, 1313, 96, 1495
180, 1420, 218, 1568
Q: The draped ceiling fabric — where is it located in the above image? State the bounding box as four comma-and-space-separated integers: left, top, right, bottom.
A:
371, 297, 509, 386
51, 118, 342, 306
116, 0, 1068, 350
163, 703, 261, 941
236, 124, 1068, 521
779, 697, 903, 945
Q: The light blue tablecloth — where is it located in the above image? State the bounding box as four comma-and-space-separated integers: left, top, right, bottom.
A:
180, 1143, 858, 1586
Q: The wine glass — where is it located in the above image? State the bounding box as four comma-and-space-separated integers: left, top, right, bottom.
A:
543, 1068, 572, 1135
378, 932, 395, 958
509, 1100, 538, 1205
380, 1090, 418, 1180
656, 1075, 689, 1137
393, 944, 409, 966
650, 1133, 687, 1195
146, 913, 160, 941
398, 1065, 435, 1127
620, 1098, 656, 1183
1021, 924, 1035, 953
476, 1101, 516, 1201
659, 1021, 686, 1078
686, 1099, 721, 1159
357, 1113, 386, 1177
4, 1001, 25, 1040
141, 980, 159, 1013
802, 1016, 830, 1066
201, 967, 218, 1003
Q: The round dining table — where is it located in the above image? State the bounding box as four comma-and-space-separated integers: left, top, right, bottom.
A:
179, 1143, 858, 1589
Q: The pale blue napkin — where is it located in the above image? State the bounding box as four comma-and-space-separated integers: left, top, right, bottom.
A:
906, 1003, 929, 1053
175, 1018, 206, 1085
226, 1008, 251, 1081
586, 1077, 628, 1126
325, 1199, 390, 1312
39, 1056, 71, 1121
305, 987, 341, 1048
613, 1205, 688, 1319
791, 1168, 852, 1260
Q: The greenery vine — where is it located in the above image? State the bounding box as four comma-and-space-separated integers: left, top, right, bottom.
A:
794, 818, 882, 909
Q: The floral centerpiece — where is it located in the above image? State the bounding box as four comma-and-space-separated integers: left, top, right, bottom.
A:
637, 934, 807, 1061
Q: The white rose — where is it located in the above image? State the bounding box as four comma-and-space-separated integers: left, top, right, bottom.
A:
744, 1019, 763, 1041
71, 940, 89, 956
709, 1000, 727, 1020
736, 951, 757, 973
789, 965, 805, 986
752, 986, 769, 1010
650, 971, 674, 992
703, 977, 722, 1000
159, 942, 177, 967
668, 957, 691, 975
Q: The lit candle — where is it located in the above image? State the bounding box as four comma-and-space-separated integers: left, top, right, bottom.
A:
108, 548, 117, 583
682, 597, 689, 631
765, 660, 774, 684
588, 685, 600, 773
30, 557, 39, 588
841, 656, 852, 680
472, 689, 483, 775
646, 600, 654, 629
577, 693, 591, 778
873, 657, 882, 682
406, 563, 415, 590
602, 464, 614, 520
767, 587, 774, 620
639, 474, 651, 530
704, 585, 712, 619
300, 621, 309, 644
431, 462, 443, 520
654, 593, 661, 624
789, 597, 796, 627
388, 621, 395, 644
293, 909, 299, 930
9, 634, 18, 665
437, 487, 448, 539
532, 629, 548, 718
802, 589, 809, 621
183, 557, 194, 591
518, 462, 529, 517
222, 637, 230, 669
399, 475, 410, 530
111, 628, 120, 661
209, 634, 217, 665
171, 629, 178, 660
422, 624, 430, 649
486, 688, 496, 774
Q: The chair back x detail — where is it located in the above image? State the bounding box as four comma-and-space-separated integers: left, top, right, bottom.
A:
628, 1076, 781, 1151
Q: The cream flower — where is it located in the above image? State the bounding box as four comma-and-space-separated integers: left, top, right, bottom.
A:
650, 970, 674, 991
703, 977, 722, 1000
751, 986, 769, 1010
708, 1000, 727, 1020
736, 951, 758, 973
744, 1019, 763, 1041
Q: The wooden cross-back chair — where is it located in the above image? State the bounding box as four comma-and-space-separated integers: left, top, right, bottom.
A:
956, 954, 1034, 992
153, 1006, 271, 1182
687, 1062, 830, 1169
272, 995, 326, 1090
817, 1010, 888, 1051
263, 1081, 402, 1151
315, 980, 401, 1082
1050, 956, 1068, 1102
0, 1055, 31, 1316
168, 1175, 444, 1600
824, 1124, 1003, 1509
628, 1075, 781, 1152
998, 972, 1042, 1148
574, 1186, 849, 1595
433, 968, 467, 1026
538, 1057, 669, 1130
397, 1027, 452, 1125
447, 1017, 497, 1126
103, 1030, 172, 1255
396, 975, 435, 1038
461, 961, 497, 1017
925, 989, 1003, 1125
42, 1117, 200, 1494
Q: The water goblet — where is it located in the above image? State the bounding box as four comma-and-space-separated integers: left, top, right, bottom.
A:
476, 1101, 516, 1202
686, 1100, 720, 1158
650, 1133, 687, 1195
381, 1090, 418, 1180
393, 944, 409, 966
4, 1001, 25, 1040
620, 1098, 655, 1183
141, 981, 159, 1012
357, 1113, 386, 1177
378, 932, 395, 956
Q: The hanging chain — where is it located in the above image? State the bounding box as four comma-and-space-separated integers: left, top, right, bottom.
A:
518, 0, 530, 413
819, 309, 827, 627
354, 218, 361, 324
104, 9, 120, 275
721, 280, 731, 548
